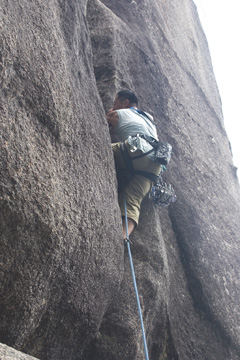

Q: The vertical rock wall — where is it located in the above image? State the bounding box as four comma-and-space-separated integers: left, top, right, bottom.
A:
1, 1, 123, 359
86, 0, 240, 359
0, 0, 240, 359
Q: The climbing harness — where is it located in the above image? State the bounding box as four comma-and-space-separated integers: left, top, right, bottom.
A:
129, 108, 173, 166
123, 192, 150, 360
120, 142, 176, 207
120, 142, 159, 182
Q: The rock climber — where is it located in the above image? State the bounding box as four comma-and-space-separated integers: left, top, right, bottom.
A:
107, 90, 162, 238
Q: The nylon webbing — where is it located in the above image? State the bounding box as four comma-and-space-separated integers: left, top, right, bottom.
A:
120, 142, 134, 172
120, 142, 158, 182
123, 191, 150, 360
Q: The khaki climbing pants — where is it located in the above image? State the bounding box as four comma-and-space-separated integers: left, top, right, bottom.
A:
112, 142, 161, 226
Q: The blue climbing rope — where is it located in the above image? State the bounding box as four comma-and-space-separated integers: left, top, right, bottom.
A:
123, 192, 150, 360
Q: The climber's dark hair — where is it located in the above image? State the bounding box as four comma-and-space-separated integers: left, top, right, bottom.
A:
117, 90, 138, 106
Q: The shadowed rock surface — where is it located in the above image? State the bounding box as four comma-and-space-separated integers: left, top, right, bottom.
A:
1, 0, 240, 359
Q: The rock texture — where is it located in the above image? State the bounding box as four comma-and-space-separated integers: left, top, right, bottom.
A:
0, 1, 123, 359
0, 0, 240, 359
0, 343, 39, 360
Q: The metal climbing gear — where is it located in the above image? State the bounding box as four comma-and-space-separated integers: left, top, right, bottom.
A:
129, 108, 173, 165
120, 142, 176, 207
150, 176, 177, 207
120, 142, 159, 183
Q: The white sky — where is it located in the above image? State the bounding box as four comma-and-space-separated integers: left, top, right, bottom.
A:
193, 0, 240, 178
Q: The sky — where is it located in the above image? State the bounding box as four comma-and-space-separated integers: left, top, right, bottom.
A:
193, 0, 240, 178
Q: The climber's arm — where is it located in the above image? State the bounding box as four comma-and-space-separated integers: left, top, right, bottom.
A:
106, 109, 119, 129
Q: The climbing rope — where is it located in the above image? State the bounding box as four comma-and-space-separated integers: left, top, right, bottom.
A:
123, 192, 150, 360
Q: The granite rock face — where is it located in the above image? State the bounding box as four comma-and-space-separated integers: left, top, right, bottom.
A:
0, 1, 123, 359
0, 343, 39, 360
1, 0, 240, 359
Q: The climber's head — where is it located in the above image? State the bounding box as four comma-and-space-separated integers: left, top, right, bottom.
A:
113, 90, 138, 110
